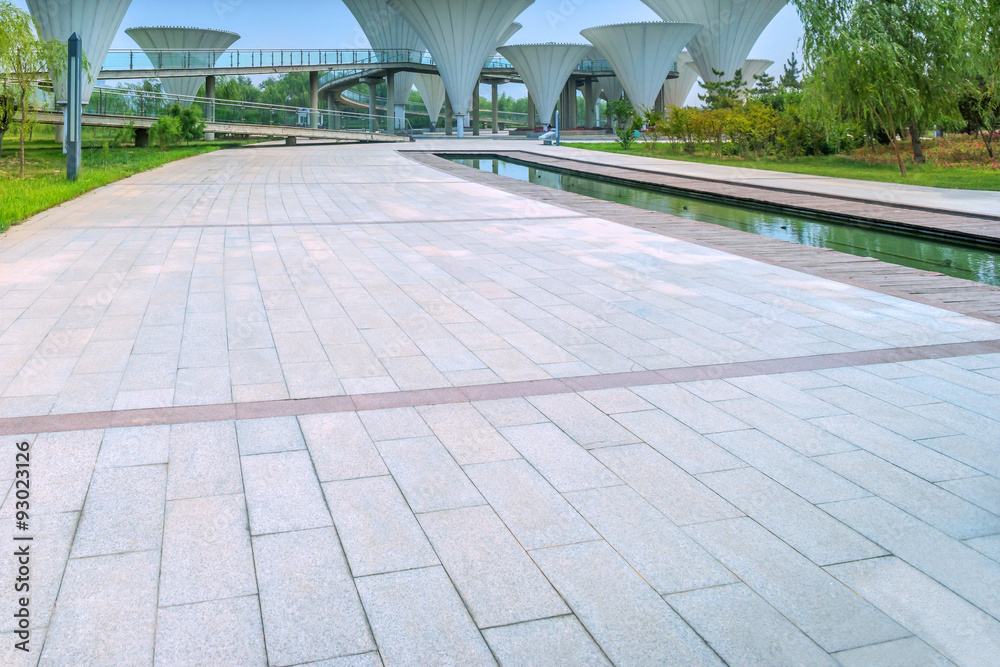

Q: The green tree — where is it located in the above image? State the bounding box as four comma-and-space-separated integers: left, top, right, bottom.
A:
779, 53, 802, 90
752, 71, 778, 97
640, 108, 665, 144
0, 89, 14, 156
795, 0, 970, 172
165, 102, 205, 143
607, 98, 634, 130
960, 0, 1000, 160
260, 72, 311, 107
698, 69, 744, 110
150, 115, 181, 150
197, 75, 260, 103
0, 1, 68, 176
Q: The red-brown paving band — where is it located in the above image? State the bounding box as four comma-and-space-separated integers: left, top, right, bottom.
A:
1, 338, 997, 437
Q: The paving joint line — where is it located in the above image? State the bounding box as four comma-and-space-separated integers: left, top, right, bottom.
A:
2, 338, 997, 436
405, 151, 1000, 323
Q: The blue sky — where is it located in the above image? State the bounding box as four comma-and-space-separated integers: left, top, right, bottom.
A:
16, 0, 803, 106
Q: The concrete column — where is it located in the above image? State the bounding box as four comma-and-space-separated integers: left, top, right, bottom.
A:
205, 75, 216, 140
444, 94, 453, 136
309, 71, 319, 129
526, 94, 534, 129
491, 83, 499, 134
654, 87, 664, 115
385, 72, 395, 130
559, 80, 573, 130
367, 80, 377, 131
472, 81, 480, 136
330, 99, 341, 130
584, 80, 596, 128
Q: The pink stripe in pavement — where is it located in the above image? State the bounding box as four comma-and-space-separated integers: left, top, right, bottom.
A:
1, 339, 998, 436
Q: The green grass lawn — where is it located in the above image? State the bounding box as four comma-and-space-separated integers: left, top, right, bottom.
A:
561, 142, 1000, 191
0, 131, 247, 231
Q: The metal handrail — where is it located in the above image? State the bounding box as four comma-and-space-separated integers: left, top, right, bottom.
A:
70, 86, 413, 134
100, 48, 620, 77
101, 48, 429, 72
341, 88, 527, 123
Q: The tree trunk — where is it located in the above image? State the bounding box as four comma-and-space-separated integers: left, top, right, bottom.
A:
978, 129, 995, 160
888, 137, 907, 176
909, 124, 925, 164
19, 86, 26, 178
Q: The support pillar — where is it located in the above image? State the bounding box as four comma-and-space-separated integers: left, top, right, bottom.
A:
557, 81, 568, 130
327, 92, 337, 129
444, 94, 453, 136
561, 79, 576, 129
205, 74, 216, 140
330, 98, 341, 130
584, 79, 596, 129
472, 81, 480, 136
654, 87, 664, 115
491, 83, 499, 134
364, 78, 378, 131
308, 70, 319, 129
385, 72, 395, 130
526, 94, 534, 130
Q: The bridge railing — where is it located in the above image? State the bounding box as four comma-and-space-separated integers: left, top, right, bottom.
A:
82, 87, 412, 134
101, 48, 429, 72
101, 48, 621, 78
340, 88, 527, 125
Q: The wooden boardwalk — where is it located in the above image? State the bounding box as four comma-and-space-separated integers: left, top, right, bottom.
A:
407, 150, 1000, 323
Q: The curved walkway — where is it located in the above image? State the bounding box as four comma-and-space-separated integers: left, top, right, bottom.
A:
2, 141, 999, 666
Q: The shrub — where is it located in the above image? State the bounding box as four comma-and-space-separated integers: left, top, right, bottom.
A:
165, 102, 205, 144
111, 121, 135, 147
615, 124, 637, 149
150, 116, 181, 150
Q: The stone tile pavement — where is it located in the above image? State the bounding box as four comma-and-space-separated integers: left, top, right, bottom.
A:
1, 142, 999, 665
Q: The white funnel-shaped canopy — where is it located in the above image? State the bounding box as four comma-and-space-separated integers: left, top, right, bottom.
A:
581, 22, 701, 112
599, 76, 624, 102
125, 27, 240, 105
662, 50, 697, 108
26, 0, 133, 104
390, 0, 535, 117
588, 47, 623, 103
640, 0, 787, 82
740, 59, 773, 90
498, 44, 591, 127
494, 22, 522, 53
343, 0, 424, 106
414, 73, 446, 125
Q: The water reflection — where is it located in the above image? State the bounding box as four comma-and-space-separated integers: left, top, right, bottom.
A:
451, 157, 1000, 287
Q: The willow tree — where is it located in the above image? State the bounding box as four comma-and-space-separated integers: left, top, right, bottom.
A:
960, 0, 1000, 159
794, 0, 969, 173
0, 1, 66, 176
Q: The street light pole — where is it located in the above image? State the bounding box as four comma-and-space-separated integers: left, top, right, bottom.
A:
66, 32, 82, 182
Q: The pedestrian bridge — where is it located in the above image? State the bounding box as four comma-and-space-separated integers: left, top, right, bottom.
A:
33, 86, 412, 143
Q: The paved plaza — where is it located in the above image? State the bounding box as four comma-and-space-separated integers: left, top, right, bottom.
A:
2, 141, 1000, 666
